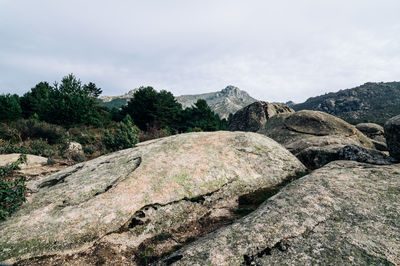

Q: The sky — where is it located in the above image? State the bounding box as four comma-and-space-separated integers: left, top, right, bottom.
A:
1, 0, 400, 103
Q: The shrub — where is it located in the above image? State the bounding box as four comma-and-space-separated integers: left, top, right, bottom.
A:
0, 140, 32, 155
0, 123, 20, 143
70, 152, 86, 163
138, 125, 172, 142
0, 139, 61, 159
0, 154, 27, 221
14, 119, 67, 145
103, 115, 140, 152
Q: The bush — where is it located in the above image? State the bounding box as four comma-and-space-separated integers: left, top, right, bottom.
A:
138, 125, 172, 142
14, 119, 67, 145
103, 115, 140, 152
0, 123, 20, 143
0, 154, 27, 221
0, 139, 60, 158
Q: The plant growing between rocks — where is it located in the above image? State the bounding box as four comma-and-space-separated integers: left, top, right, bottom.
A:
0, 154, 27, 221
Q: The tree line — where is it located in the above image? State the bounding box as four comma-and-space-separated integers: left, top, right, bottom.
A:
0, 73, 227, 135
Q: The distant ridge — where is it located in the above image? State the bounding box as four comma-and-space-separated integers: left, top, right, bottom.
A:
97, 88, 139, 109
293, 82, 400, 125
176, 86, 257, 119
98, 86, 258, 119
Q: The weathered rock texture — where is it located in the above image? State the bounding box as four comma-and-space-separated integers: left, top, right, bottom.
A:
356, 123, 385, 141
258, 110, 374, 149
0, 132, 306, 265
0, 153, 47, 168
286, 136, 393, 169
228, 101, 294, 132
0, 153, 65, 179
384, 115, 400, 161
356, 123, 387, 151
159, 161, 400, 265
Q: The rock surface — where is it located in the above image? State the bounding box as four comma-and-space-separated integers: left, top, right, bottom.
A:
0, 131, 306, 264
356, 123, 385, 140
0, 153, 65, 179
384, 115, 400, 161
0, 153, 47, 168
356, 123, 387, 151
228, 101, 294, 132
296, 143, 394, 169
66, 141, 83, 154
285, 136, 393, 169
159, 161, 400, 265
258, 110, 374, 149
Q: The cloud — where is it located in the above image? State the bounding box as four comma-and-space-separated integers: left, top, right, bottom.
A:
1, 0, 400, 102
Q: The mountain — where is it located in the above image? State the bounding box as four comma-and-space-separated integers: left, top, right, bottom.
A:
293, 82, 400, 125
176, 86, 257, 119
98, 86, 258, 119
97, 88, 139, 109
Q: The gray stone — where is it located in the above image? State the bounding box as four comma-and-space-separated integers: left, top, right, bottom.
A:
384, 115, 400, 161
159, 161, 400, 265
258, 110, 374, 149
228, 101, 294, 132
286, 136, 393, 169
296, 144, 394, 169
371, 139, 388, 151
356, 123, 387, 149
0, 131, 306, 265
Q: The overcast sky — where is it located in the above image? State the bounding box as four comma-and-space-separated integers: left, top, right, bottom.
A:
1, 0, 400, 102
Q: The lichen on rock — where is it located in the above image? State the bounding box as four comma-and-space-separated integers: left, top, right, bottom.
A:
159, 161, 400, 265
0, 131, 306, 265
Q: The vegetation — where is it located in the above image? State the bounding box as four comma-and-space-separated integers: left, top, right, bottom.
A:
121, 86, 227, 133
0, 154, 27, 221
293, 82, 400, 125
103, 115, 140, 152
19, 74, 107, 127
0, 75, 226, 165
0, 94, 22, 122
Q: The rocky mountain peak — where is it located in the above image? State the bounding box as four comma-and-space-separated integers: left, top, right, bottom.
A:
176, 86, 258, 119
219, 86, 248, 98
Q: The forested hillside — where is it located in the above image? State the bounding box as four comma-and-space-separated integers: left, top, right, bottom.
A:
293, 82, 400, 125
0, 74, 227, 162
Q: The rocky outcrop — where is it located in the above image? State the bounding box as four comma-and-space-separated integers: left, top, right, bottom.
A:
258, 110, 374, 149
228, 101, 294, 132
99, 86, 258, 119
285, 136, 393, 169
297, 144, 393, 169
356, 123, 385, 140
356, 123, 387, 151
176, 86, 258, 119
0, 132, 306, 265
384, 114, 400, 161
159, 161, 400, 265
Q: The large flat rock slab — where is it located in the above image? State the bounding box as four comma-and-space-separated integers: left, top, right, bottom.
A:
160, 161, 400, 265
0, 131, 306, 264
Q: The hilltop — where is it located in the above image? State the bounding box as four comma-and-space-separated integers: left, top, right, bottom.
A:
293, 82, 400, 125
98, 86, 258, 119
176, 86, 257, 119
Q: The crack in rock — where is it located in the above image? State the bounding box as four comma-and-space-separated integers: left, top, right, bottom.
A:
242, 219, 327, 265
112, 179, 236, 235
37, 165, 84, 189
